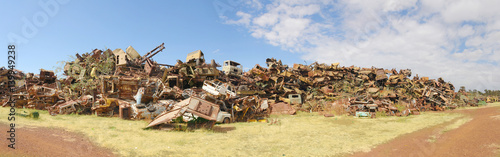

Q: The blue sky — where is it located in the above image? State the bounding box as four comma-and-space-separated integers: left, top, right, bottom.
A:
2, 0, 500, 91
1, 0, 303, 73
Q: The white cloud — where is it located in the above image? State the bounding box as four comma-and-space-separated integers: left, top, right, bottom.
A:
253, 12, 279, 27
225, 0, 500, 91
229, 11, 252, 26
453, 49, 486, 61
212, 49, 221, 54
441, 0, 500, 24
457, 25, 475, 37
246, 0, 263, 10
383, 0, 418, 12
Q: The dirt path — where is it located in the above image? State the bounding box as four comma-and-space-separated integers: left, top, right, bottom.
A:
352, 105, 500, 157
0, 123, 115, 157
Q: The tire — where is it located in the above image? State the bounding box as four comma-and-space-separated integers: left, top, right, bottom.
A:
238, 85, 249, 91
420, 107, 426, 112
223, 117, 230, 124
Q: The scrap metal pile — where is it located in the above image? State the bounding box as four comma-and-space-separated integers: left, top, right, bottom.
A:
1, 43, 490, 129
235, 59, 459, 117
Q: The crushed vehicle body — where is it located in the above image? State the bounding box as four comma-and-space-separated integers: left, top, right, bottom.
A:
131, 100, 176, 120
147, 96, 220, 128
202, 79, 237, 99
222, 60, 243, 76
49, 95, 94, 115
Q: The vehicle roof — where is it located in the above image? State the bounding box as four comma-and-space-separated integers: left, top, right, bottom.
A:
224, 60, 241, 65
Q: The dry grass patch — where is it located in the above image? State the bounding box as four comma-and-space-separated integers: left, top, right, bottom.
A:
490, 102, 500, 106
0, 108, 462, 156
442, 117, 473, 133
488, 143, 500, 155
456, 102, 500, 111
491, 115, 500, 120
426, 116, 472, 143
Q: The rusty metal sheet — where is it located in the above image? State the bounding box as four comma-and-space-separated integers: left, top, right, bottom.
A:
185, 97, 220, 120
308, 70, 323, 77
367, 87, 379, 93
146, 96, 220, 128
270, 102, 296, 115
321, 85, 334, 94
146, 105, 185, 128
132, 100, 172, 120
119, 106, 131, 120
126, 46, 140, 59
375, 69, 387, 81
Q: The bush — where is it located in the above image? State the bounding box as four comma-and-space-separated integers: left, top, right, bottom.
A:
375, 111, 388, 117
478, 101, 487, 106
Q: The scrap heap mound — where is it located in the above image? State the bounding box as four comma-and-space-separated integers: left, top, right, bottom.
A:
242, 60, 458, 117
1, 43, 492, 129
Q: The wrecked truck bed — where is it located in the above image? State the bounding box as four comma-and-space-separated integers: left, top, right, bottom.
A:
146, 96, 220, 128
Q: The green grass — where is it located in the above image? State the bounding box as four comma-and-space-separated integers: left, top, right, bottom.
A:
0, 107, 465, 157
456, 102, 500, 110
375, 111, 388, 118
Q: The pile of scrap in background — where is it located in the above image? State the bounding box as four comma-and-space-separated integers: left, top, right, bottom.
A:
2, 43, 496, 130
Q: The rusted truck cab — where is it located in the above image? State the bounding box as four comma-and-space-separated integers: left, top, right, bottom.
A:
222, 60, 243, 76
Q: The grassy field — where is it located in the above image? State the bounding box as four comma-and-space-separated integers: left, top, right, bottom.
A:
455, 102, 500, 110
3, 105, 488, 157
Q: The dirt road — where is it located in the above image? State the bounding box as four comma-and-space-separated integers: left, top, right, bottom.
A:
0, 123, 115, 157
352, 105, 500, 157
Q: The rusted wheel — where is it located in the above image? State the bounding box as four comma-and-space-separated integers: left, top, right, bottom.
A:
420, 107, 426, 112
182, 89, 194, 99
238, 85, 248, 91
223, 117, 230, 124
